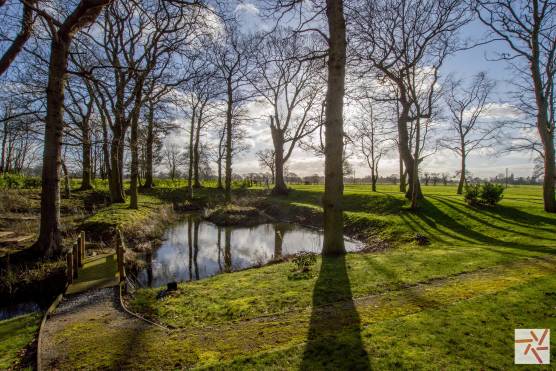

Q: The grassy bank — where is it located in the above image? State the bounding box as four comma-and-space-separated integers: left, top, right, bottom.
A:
0, 313, 41, 369
4, 183, 556, 369
118, 184, 556, 369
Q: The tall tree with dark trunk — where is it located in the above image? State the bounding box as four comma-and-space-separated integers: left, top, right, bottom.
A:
440, 72, 496, 194
321, 0, 347, 255
33, 0, 113, 258
474, 0, 556, 212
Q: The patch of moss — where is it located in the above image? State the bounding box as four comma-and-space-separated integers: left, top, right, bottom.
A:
0, 312, 41, 369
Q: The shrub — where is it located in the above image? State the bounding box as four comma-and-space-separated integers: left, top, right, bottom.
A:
463, 184, 480, 205
464, 182, 504, 206
291, 251, 317, 272
0, 174, 24, 189
23, 177, 41, 189
480, 182, 504, 205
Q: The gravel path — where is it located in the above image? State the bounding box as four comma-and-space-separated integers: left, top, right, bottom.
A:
39, 287, 148, 370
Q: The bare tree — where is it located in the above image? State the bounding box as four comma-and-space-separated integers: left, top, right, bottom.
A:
33, 0, 113, 257
351, 0, 470, 208
440, 72, 496, 194
210, 20, 253, 202
163, 141, 186, 181
474, 0, 556, 212
65, 75, 96, 190
251, 29, 323, 195
352, 103, 394, 192
256, 148, 275, 181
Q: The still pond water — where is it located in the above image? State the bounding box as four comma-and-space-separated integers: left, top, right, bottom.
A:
137, 216, 362, 288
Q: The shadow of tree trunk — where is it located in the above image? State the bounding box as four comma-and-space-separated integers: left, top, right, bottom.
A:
301, 255, 370, 370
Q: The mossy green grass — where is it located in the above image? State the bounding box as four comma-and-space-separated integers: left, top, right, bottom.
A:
0, 312, 41, 369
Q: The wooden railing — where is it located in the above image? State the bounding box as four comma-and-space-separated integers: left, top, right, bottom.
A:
65, 229, 126, 284
66, 231, 85, 283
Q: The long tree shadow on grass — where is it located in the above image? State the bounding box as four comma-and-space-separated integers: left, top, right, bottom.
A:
428, 196, 556, 241
400, 199, 556, 254
301, 255, 370, 370
273, 189, 405, 215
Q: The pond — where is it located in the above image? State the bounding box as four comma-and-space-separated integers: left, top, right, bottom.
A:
136, 216, 363, 288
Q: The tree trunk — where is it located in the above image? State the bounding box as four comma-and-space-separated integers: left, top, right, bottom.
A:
129, 78, 144, 210
34, 36, 68, 257
80, 119, 93, 190
322, 0, 346, 256
530, 29, 556, 212
187, 107, 196, 200
61, 158, 71, 199
541, 129, 556, 212
397, 114, 422, 200
0, 121, 7, 174
100, 115, 111, 181
411, 118, 422, 209
224, 78, 233, 202
271, 118, 288, 195
457, 150, 466, 195
143, 105, 154, 189
33, 0, 113, 257
109, 132, 126, 203
399, 154, 406, 193
193, 104, 204, 189
371, 169, 377, 192
129, 118, 139, 209
217, 157, 223, 189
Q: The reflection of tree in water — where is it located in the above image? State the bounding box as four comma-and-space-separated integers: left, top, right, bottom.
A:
193, 218, 200, 280
146, 251, 153, 287
224, 227, 232, 273
217, 226, 223, 273
273, 223, 294, 260
187, 216, 193, 281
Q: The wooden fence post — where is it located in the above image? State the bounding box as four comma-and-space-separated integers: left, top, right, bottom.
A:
77, 237, 83, 268
66, 252, 73, 283
80, 231, 85, 260
116, 229, 126, 282
72, 243, 79, 279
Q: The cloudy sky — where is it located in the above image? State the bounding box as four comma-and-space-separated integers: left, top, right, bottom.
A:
166, 2, 540, 180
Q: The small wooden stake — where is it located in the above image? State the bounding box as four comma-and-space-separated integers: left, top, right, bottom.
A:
66, 252, 73, 283
77, 237, 83, 268
80, 231, 86, 260
72, 243, 79, 279
116, 230, 126, 282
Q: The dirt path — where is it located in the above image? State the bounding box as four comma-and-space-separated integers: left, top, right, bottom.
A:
39, 287, 151, 370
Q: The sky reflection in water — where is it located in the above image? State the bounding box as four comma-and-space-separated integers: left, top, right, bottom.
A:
137, 217, 362, 288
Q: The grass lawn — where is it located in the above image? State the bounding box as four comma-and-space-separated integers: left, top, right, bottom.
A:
117, 184, 556, 369
0, 312, 41, 369
5, 183, 555, 369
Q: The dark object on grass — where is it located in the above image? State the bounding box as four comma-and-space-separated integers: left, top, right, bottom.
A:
167, 282, 177, 291
414, 233, 430, 246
